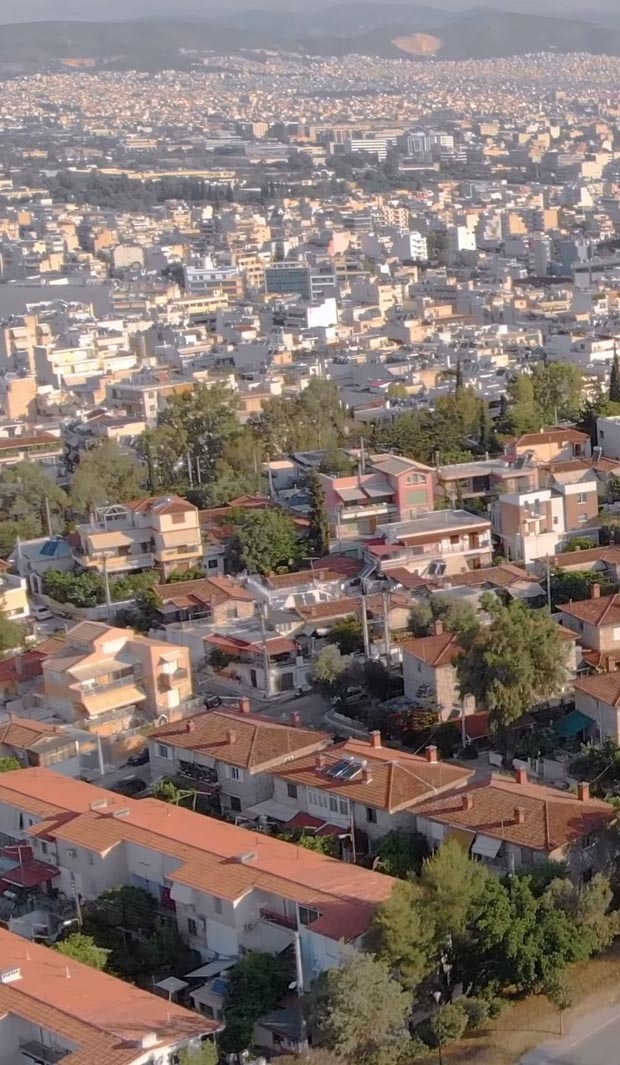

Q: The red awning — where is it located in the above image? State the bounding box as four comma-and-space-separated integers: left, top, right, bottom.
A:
2, 860, 59, 889
287, 812, 343, 838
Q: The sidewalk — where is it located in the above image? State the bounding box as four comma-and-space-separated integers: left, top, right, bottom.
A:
520, 1003, 620, 1065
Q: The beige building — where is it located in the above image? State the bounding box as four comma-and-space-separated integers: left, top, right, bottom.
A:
73, 496, 202, 580
0, 569, 30, 623
40, 621, 193, 734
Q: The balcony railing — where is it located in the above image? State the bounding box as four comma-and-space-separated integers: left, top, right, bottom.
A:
259, 906, 297, 930
77, 668, 143, 694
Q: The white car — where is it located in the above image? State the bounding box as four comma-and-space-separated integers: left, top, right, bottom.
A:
31, 604, 53, 621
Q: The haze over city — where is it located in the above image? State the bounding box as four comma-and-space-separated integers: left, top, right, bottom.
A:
3, 4, 620, 1065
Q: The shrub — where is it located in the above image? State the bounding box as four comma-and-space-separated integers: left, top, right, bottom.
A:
421, 1002, 469, 1048
460, 996, 489, 1031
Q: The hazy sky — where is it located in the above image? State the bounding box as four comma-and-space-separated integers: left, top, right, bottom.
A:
3, 0, 619, 20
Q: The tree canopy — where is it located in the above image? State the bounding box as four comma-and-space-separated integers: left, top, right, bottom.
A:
55, 932, 109, 971
71, 440, 145, 514
229, 507, 301, 574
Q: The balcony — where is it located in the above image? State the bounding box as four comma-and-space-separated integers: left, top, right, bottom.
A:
77, 668, 144, 694
259, 906, 297, 930
157, 545, 202, 561
20, 1041, 68, 1064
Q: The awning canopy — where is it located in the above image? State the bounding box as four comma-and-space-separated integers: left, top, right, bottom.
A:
336, 487, 366, 503
287, 812, 344, 837
446, 827, 476, 851
471, 834, 502, 860
554, 709, 593, 738
245, 799, 297, 823
243, 921, 296, 954
363, 482, 393, 499
185, 959, 236, 981
155, 976, 188, 995
2, 860, 59, 889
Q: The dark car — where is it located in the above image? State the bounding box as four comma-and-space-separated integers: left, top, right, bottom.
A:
204, 693, 222, 709
127, 747, 149, 767
112, 775, 147, 798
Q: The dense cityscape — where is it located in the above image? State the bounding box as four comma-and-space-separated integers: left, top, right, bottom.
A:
4, 19, 620, 1065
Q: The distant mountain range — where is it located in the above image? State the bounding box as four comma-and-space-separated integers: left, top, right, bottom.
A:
3, 6, 620, 71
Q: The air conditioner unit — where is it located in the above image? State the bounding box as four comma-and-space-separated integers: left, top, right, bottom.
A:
66, 848, 77, 859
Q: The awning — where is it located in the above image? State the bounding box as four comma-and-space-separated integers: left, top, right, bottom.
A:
185, 959, 236, 980
554, 709, 593, 738
3, 860, 59, 889
245, 799, 297, 823
155, 976, 188, 996
336, 487, 366, 503
446, 827, 476, 851
190, 984, 224, 1009
507, 581, 545, 600
243, 921, 295, 954
363, 482, 393, 499
471, 834, 502, 860
81, 685, 146, 714
287, 812, 344, 837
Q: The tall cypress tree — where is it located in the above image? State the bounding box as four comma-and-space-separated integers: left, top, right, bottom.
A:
307, 470, 329, 557
455, 360, 464, 393
610, 351, 620, 403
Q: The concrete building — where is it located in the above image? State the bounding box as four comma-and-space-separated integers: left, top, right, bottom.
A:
366, 510, 493, 579
73, 496, 202, 581
491, 476, 599, 564
0, 927, 217, 1065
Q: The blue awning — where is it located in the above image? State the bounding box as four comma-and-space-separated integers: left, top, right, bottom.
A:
554, 710, 593, 738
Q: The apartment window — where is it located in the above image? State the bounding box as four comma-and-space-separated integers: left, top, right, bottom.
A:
213, 897, 223, 915
287, 783, 298, 799
157, 744, 170, 759
228, 766, 243, 782
577, 492, 588, 504
187, 918, 197, 937
299, 905, 321, 926
171, 513, 186, 525
207, 559, 219, 570
578, 515, 588, 524
229, 796, 242, 812
366, 807, 377, 824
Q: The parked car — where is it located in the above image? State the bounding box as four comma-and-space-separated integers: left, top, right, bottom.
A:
112, 775, 147, 798
31, 603, 53, 621
204, 693, 222, 709
127, 747, 149, 767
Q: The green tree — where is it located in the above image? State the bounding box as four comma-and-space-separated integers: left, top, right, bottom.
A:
159, 383, 240, 484
362, 659, 392, 700
319, 447, 355, 476
550, 569, 612, 607
307, 470, 329, 556
177, 1043, 218, 1065
407, 596, 479, 639
153, 779, 197, 809
562, 536, 599, 552
71, 440, 145, 513
0, 756, 21, 772
221, 952, 292, 1054
230, 508, 301, 574
326, 616, 364, 655
498, 374, 543, 437
544, 973, 573, 1035
532, 363, 584, 423
0, 612, 25, 657
42, 569, 105, 608
0, 463, 68, 539
368, 880, 435, 990
543, 874, 617, 955
611, 350, 620, 403
306, 950, 411, 1065
137, 425, 188, 494
387, 382, 409, 403
372, 830, 431, 880
457, 596, 568, 756
311, 645, 351, 699
428, 1002, 469, 1048
420, 839, 491, 940
55, 932, 109, 970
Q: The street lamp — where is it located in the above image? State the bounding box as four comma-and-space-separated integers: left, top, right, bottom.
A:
432, 990, 443, 1065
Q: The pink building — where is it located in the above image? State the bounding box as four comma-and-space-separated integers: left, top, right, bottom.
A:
320, 453, 434, 548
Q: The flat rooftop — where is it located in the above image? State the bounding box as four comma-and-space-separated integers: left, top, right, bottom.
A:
379, 509, 490, 541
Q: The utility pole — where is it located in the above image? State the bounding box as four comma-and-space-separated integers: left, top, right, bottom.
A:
44, 496, 53, 538
546, 555, 552, 610
186, 453, 193, 487
382, 590, 391, 665
259, 604, 272, 699
102, 556, 112, 624
361, 594, 371, 658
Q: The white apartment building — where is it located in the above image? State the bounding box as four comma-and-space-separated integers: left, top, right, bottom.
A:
0, 769, 395, 988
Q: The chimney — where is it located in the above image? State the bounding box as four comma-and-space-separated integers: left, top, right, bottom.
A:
226, 729, 236, 744
578, 782, 590, 802
315, 752, 326, 771
462, 793, 474, 811
370, 730, 382, 749
516, 767, 528, 785
433, 619, 445, 636
591, 583, 601, 599
362, 767, 373, 784
239, 698, 251, 714
425, 745, 438, 763
514, 806, 526, 825
289, 711, 302, 728
187, 719, 196, 733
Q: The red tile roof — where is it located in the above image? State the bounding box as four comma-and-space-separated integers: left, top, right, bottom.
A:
400, 631, 463, 667
559, 591, 620, 627
415, 773, 612, 852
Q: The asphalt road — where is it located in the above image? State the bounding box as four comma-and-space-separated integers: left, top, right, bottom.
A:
521, 1005, 620, 1065
198, 674, 332, 730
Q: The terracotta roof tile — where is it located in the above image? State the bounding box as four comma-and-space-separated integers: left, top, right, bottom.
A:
150, 710, 330, 770
415, 773, 612, 851
400, 631, 463, 667
559, 591, 620, 627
